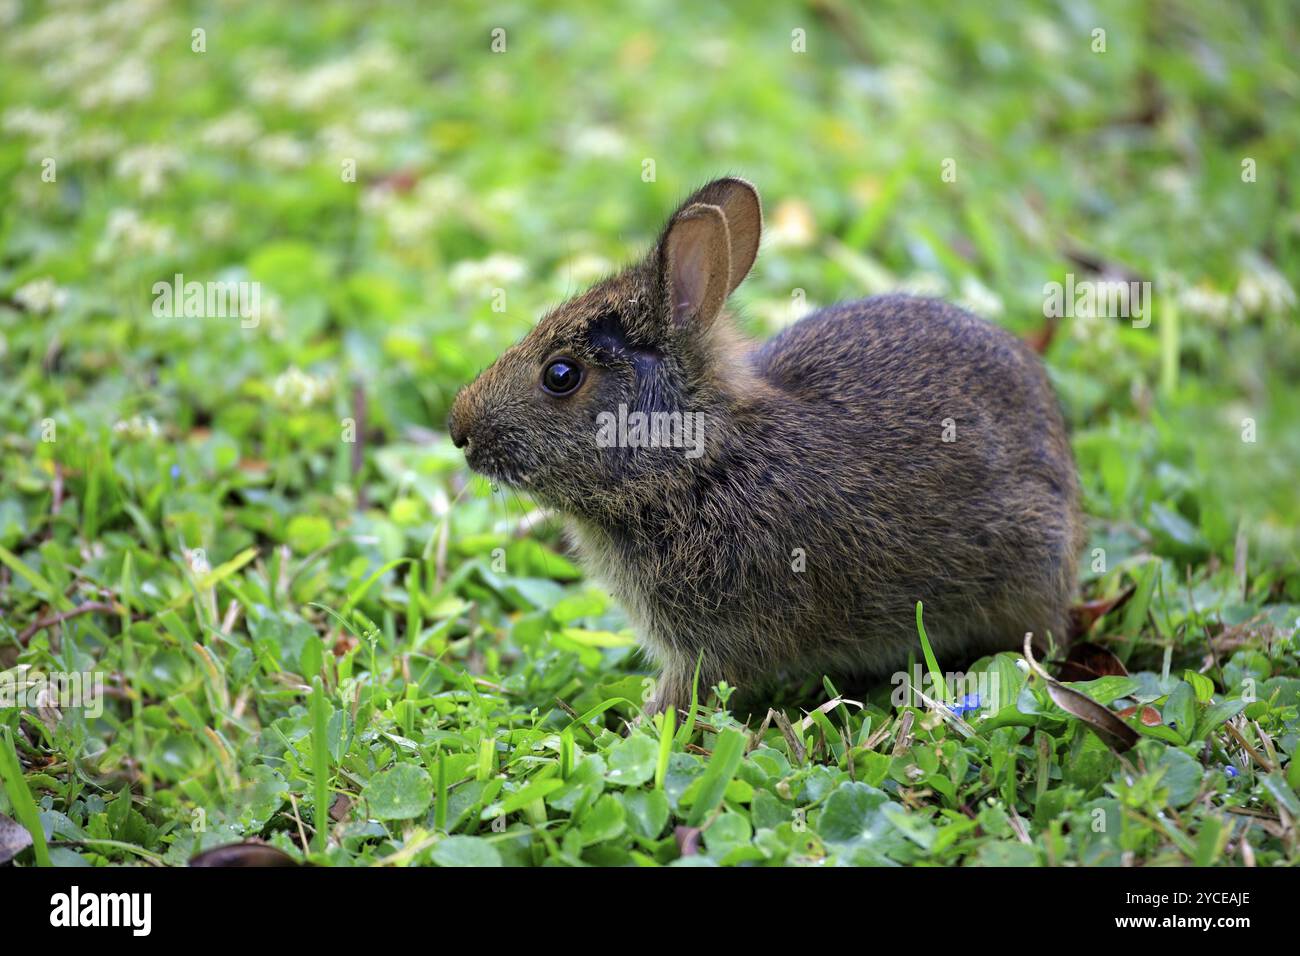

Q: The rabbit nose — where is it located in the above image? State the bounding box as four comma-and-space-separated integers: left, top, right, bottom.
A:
449, 414, 469, 449
448, 398, 471, 449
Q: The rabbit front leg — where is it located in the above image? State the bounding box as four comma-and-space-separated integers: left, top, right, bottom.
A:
646, 650, 722, 716
646, 654, 698, 716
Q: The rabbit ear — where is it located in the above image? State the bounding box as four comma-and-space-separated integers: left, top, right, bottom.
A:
662, 202, 732, 331
688, 177, 762, 294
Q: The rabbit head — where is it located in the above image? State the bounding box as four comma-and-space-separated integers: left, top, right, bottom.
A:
448, 177, 764, 516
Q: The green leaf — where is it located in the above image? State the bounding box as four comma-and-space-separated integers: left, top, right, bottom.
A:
1182, 670, 1215, 703
1155, 748, 1202, 808
605, 734, 658, 788
1162, 683, 1197, 743
1192, 814, 1226, 866
496, 777, 563, 816
432, 835, 502, 867
621, 790, 670, 840
579, 794, 626, 845
1262, 774, 1300, 818
0, 728, 51, 866
703, 811, 752, 858
685, 729, 746, 827
1149, 503, 1203, 551
363, 764, 433, 821
1192, 697, 1248, 741
817, 781, 893, 845
287, 515, 332, 555
1067, 676, 1139, 706
0, 544, 71, 611
550, 590, 608, 623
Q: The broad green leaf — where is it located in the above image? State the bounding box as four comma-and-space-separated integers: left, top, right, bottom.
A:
362, 764, 433, 821
432, 835, 502, 867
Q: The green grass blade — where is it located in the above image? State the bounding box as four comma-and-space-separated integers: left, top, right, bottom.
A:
686, 728, 745, 827
915, 601, 951, 703
310, 677, 331, 853
0, 726, 52, 866
655, 706, 676, 790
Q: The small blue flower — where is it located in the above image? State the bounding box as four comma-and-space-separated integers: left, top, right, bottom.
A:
170, 464, 181, 479
1224, 765, 1238, 778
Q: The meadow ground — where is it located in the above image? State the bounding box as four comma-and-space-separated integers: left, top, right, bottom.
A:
1, 1, 1297, 866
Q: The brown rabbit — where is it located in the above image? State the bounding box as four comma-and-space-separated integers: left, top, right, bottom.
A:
449, 178, 1084, 713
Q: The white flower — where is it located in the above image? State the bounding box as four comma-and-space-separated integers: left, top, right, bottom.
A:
292, 60, 363, 110
272, 367, 331, 407
693, 38, 732, 68
2, 106, 69, 140
897, 272, 948, 299
69, 130, 124, 162
554, 253, 614, 288
254, 294, 286, 340
1153, 166, 1192, 199
360, 183, 397, 217
246, 55, 375, 111
449, 254, 528, 294
113, 415, 162, 441
1177, 283, 1238, 324
200, 112, 261, 149
79, 59, 153, 108
957, 275, 1004, 319
766, 199, 817, 249
115, 144, 183, 196
254, 133, 310, 170
1235, 252, 1296, 317
196, 203, 236, 242
750, 296, 816, 331
878, 64, 930, 105
13, 277, 69, 315
1069, 307, 1102, 342
318, 123, 376, 165
7, 8, 95, 57
1023, 17, 1065, 56
352, 39, 398, 74
363, 176, 464, 246
99, 208, 175, 258
1068, 306, 1120, 354
483, 190, 523, 218
414, 175, 463, 211
357, 108, 413, 136
246, 66, 297, 106
384, 203, 437, 245
570, 125, 627, 159
59, 41, 119, 91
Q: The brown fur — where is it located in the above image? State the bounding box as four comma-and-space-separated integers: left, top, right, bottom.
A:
449, 178, 1084, 713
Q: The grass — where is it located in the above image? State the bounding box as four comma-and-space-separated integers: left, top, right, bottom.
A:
1, 0, 1298, 866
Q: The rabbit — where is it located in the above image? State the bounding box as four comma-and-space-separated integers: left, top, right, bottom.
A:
449, 177, 1084, 714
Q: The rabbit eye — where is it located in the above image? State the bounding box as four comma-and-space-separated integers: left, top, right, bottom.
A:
542, 358, 582, 396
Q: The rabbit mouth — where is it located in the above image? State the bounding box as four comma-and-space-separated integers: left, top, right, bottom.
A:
463, 439, 537, 490
486, 467, 536, 490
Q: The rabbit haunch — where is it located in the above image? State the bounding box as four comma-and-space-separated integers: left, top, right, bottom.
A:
449, 177, 1084, 714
